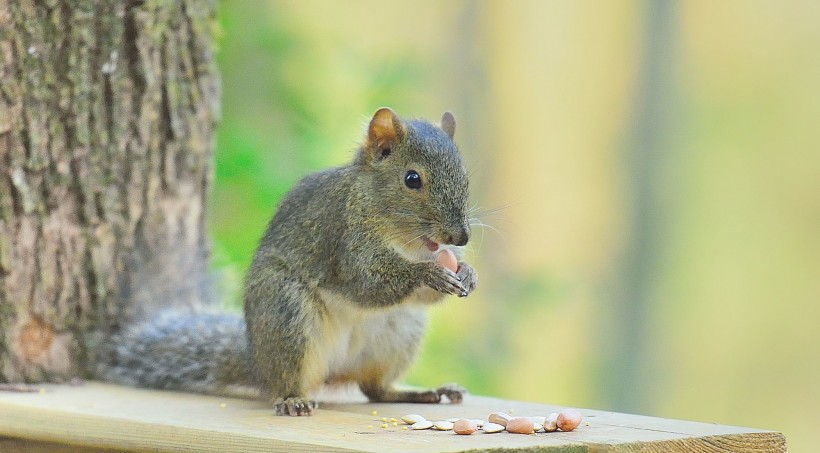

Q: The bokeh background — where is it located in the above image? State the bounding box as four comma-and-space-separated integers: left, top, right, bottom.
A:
209, 1, 820, 449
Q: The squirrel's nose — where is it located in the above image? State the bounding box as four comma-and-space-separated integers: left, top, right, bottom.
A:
447, 225, 470, 247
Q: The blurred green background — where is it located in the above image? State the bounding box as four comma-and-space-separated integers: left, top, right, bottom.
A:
209, 1, 820, 449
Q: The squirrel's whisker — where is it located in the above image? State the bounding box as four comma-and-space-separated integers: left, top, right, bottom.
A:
469, 218, 506, 246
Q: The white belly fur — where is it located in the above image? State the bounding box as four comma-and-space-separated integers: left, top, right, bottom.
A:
300, 242, 464, 394
304, 288, 430, 392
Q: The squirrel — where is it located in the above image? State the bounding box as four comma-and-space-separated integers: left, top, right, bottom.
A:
94, 107, 478, 416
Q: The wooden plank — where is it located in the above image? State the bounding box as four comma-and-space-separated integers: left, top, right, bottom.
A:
0, 437, 123, 453
0, 382, 785, 453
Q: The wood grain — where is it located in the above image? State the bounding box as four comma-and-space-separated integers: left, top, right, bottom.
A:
0, 382, 785, 452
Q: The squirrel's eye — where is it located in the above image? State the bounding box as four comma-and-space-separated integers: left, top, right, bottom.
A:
404, 170, 422, 190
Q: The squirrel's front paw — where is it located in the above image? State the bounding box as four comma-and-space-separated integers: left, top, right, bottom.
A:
424, 263, 466, 296
456, 263, 478, 297
274, 397, 318, 416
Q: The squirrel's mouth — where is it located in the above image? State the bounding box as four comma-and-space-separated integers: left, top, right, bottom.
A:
421, 236, 439, 252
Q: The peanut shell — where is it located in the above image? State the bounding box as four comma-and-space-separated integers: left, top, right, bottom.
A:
488, 411, 513, 427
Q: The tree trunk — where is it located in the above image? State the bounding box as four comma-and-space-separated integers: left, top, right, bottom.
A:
0, 0, 219, 383
604, 0, 678, 412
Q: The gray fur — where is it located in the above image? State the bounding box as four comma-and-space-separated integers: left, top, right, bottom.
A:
95, 310, 255, 395
94, 110, 478, 415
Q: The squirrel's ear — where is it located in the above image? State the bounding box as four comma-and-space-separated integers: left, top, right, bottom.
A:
367, 107, 404, 152
440, 111, 456, 139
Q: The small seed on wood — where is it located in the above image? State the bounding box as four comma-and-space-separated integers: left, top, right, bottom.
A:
506, 417, 535, 434
557, 409, 583, 432
453, 419, 478, 435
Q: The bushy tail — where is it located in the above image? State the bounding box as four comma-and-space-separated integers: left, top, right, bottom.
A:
94, 310, 257, 396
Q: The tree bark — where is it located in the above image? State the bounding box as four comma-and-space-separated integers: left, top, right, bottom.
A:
0, 0, 219, 383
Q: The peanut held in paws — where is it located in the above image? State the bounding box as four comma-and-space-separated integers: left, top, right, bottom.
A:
436, 249, 458, 272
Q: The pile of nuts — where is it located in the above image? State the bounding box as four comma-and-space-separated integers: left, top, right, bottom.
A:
394, 408, 584, 435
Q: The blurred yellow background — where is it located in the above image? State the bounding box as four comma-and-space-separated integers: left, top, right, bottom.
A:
209, 1, 820, 450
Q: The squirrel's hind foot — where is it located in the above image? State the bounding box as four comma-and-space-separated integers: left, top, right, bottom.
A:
274, 397, 318, 416
361, 383, 466, 404
435, 383, 465, 404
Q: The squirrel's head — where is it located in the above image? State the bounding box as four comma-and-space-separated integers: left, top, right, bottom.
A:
356, 107, 470, 255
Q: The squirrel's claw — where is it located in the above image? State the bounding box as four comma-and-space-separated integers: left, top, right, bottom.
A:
456, 263, 478, 297
414, 389, 443, 403
274, 397, 318, 416
425, 265, 467, 296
